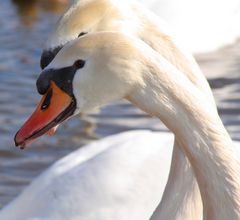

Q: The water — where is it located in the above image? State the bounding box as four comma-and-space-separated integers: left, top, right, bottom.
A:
0, 0, 240, 209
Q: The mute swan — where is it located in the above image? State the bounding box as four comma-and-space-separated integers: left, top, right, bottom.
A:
1, 131, 174, 220
41, 1, 217, 219
14, 32, 240, 219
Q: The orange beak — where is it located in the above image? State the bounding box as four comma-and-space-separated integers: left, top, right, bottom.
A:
14, 81, 76, 149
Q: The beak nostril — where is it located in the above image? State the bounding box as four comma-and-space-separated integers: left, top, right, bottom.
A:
41, 89, 53, 110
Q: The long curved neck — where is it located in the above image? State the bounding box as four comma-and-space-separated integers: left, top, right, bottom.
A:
150, 140, 202, 220
128, 51, 240, 219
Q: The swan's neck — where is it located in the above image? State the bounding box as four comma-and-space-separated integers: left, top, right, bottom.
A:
128, 52, 240, 219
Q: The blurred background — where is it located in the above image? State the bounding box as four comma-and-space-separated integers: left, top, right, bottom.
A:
0, 0, 239, 209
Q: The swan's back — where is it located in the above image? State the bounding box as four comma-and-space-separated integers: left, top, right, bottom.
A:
0, 131, 174, 220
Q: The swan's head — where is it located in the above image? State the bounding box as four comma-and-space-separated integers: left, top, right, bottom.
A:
40, 0, 138, 69
15, 32, 144, 148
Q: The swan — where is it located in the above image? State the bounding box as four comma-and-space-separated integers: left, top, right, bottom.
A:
14, 32, 240, 219
41, 0, 212, 95
40, 1, 218, 219
0, 130, 174, 220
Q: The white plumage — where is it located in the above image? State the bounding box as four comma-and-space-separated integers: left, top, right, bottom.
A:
1, 131, 173, 220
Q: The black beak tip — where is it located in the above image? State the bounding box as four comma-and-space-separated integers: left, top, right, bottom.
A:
14, 131, 21, 147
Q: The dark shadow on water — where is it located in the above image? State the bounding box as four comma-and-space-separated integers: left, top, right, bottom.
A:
208, 76, 240, 89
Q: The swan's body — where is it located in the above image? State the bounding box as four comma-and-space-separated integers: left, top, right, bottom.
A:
40, 1, 219, 219
2, 131, 174, 220
14, 32, 240, 219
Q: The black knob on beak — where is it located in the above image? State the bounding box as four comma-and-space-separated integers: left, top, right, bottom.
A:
40, 46, 63, 70
36, 70, 52, 95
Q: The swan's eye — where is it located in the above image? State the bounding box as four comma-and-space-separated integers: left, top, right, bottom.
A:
78, 32, 87, 37
74, 60, 86, 69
